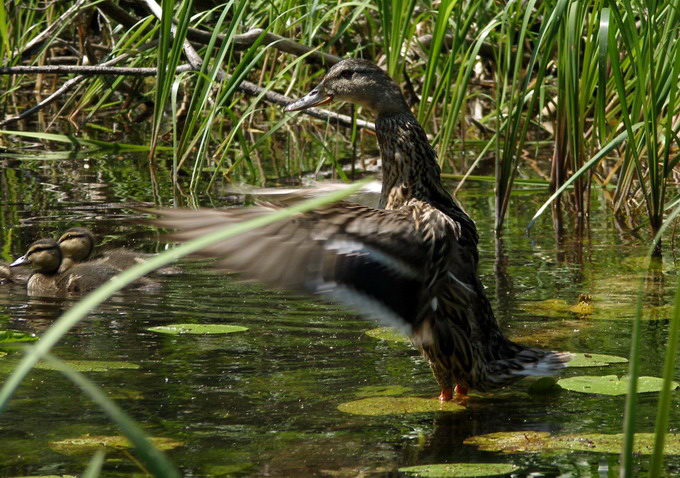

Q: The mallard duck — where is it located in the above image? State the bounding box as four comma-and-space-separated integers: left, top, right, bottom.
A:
57, 227, 179, 275
10, 238, 122, 297
150, 59, 569, 399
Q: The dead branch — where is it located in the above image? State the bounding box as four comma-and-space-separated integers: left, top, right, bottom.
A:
0, 64, 193, 76
98, 1, 341, 66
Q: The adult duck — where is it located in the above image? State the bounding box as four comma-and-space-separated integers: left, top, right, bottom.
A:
151, 59, 569, 399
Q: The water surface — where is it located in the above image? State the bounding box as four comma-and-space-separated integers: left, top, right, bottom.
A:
0, 154, 678, 477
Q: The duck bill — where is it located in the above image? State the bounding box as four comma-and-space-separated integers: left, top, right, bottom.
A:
284, 89, 333, 112
10, 255, 28, 267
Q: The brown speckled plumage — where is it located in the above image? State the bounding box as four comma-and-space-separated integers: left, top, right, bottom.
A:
151, 59, 569, 397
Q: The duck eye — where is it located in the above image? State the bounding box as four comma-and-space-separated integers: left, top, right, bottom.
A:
340, 70, 353, 80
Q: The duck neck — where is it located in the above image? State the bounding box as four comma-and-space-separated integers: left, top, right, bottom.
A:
375, 111, 456, 211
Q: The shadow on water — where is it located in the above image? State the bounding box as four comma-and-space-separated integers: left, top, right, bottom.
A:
0, 153, 679, 476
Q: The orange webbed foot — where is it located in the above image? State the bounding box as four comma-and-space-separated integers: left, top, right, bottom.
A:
438, 387, 453, 401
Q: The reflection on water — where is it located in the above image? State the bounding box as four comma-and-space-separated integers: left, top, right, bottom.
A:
0, 154, 678, 476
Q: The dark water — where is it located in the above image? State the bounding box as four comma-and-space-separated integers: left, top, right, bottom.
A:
0, 155, 679, 477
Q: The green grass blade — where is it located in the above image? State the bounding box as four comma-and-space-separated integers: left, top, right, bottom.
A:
0, 180, 370, 415
648, 274, 680, 476
527, 122, 643, 231
81, 449, 106, 478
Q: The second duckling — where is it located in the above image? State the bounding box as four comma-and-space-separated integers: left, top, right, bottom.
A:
58, 227, 178, 275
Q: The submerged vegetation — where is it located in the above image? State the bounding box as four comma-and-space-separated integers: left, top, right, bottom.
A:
0, 0, 679, 476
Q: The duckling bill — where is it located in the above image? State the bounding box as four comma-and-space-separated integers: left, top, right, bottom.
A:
151, 59, 570, 400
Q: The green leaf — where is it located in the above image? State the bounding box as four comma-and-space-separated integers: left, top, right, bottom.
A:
567, 353, 628, 368
558, 375, 679, 395
146, 324, 248, 335
465, 431, 680, 455
337, 397, 465, 416
399, 463, 519, 477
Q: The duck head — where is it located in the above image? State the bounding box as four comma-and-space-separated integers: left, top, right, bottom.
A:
58, 227, 95, 263
284, 59, 409, 115
11, 239, 62, 274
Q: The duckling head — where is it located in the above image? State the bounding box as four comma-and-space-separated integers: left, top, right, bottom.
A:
10, 239, 62, 274
285, 58, 409, 115
58, 227, 95, 268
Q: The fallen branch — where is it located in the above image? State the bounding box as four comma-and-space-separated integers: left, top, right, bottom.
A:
0, 63, 373, 131
98, 1, 341, 66
0, 64, 193, 76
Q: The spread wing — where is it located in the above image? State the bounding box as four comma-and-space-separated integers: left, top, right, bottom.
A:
150, 201, 434, 335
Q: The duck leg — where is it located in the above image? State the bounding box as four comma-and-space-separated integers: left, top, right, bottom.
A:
438, 387, 453, 401
454, 384, 469, 396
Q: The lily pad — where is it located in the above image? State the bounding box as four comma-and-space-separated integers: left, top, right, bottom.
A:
399, 463, 518, 477
355, 384, 412, 397
146, 323, 248, 335
337, 397, 465, 416
364, 327, 409, 344
566, 353, 628, 368
465, 431, 680, 455
557, 375, 679, 395
34, 360, 140, 372
49, 435, 183, 455
0, 330, 38, 343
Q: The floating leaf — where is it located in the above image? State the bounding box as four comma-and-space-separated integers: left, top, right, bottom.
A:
465, 431, 680, 455
399, 463, 519, 477
49, 435, 183, 455
355, 385, 412, 397
364, 327, 409, 344
34, 360, 140, 372
337, 397, 465, 416
146, 323, 248, 335
566, 353, 628, 368
0, 330, 38, 343
557, 375, 679, 395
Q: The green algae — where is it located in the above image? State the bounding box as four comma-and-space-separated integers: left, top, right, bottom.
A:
147, 323, 249, 335
364, 327, 409, 344
337, 396, 465, 416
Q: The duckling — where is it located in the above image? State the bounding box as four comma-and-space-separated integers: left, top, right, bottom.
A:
10, 239, 121, 297
57, 227, 178, 275
1, 262, 30, 285
150, 59, 570, 399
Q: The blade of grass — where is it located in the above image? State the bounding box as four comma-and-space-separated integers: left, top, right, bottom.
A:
0, 179, 369, 414
527, 122, 643, 232
81, 449, 106, 478
43, 353, 179, 478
